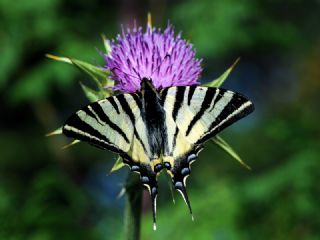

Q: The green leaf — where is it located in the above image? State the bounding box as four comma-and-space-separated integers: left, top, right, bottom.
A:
46, 54, 114, 95
168, 177, 176, 204
46, 54, 110, 78
108, 156, 126, 174
80, 82, 106, 102
117, 187, 126, 199
70, 59, 106, 88
62, 140, 81, 149
211, 135, 251, 170
102, 34, 112, 56
203, 58, 240, 88
46, 127, 62, 137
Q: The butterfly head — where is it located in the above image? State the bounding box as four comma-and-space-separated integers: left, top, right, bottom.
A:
140, 77, 158, 95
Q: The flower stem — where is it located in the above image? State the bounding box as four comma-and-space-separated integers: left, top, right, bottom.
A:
124, 173, 143, 240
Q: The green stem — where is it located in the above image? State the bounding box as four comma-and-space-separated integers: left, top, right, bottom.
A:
124, 173, 143, 240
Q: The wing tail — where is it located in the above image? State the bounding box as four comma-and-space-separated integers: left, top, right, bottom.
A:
151, 188, 158, 230
124, 157, 159, 230
166, 151, 199, 221
174, 181, 194, 221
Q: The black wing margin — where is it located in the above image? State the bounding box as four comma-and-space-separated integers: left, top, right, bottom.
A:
63, 94, 137, 154
161, 86, 254, 145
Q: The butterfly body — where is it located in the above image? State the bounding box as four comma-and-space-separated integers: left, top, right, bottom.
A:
63, 78, 254, 229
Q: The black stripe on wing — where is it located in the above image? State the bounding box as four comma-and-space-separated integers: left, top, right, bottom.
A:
196, 93, 254, 144
131, 93, 143, 110
63, 114, 125, 154
208, 88, 225, 112
185, 88, 214, 136
116, 94, 148, 153
172, 126, 179, 151
160, 87, 169, 105
107, 97, 120, 114
90, 102, 130, 143
187, 85, 196, 105
116, 95, 136, 124
172, 87, 185, 120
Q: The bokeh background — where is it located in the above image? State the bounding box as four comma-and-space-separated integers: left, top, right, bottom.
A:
1, 0, 320, 239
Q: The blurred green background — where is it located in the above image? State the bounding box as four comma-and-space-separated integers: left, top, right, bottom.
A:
1, 0, 320, 239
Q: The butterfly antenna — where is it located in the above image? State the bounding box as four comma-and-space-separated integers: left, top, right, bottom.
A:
175, 182, 194, 221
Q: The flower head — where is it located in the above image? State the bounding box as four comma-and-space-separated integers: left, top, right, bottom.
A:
104, 23, 202, 93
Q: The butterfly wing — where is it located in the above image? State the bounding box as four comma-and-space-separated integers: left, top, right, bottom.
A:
63, 94, 134, 153
63, 92, 160, 229
162, 86, 254, 145
161, 86, 254, 217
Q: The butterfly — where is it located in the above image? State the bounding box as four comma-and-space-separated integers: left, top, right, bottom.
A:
63, 78, 254, 229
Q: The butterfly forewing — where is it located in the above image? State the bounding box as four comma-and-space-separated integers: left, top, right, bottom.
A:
63, 93, 154, 164
162, 86, 254, 145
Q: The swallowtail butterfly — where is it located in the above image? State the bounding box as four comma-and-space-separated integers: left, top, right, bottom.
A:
63, 78, 254, 229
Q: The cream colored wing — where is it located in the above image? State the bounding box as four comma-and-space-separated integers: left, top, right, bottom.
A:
161, 85, 254, 220
63, 92, 159, 229
161, 86, 254, 145
64, 94, 136, 153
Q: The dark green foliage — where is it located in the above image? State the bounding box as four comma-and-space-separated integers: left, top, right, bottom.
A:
1, 0, 320, 239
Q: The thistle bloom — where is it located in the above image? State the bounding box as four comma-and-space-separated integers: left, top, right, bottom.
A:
104, 23, 202, 93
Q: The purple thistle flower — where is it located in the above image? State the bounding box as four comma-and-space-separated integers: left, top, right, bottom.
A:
104, 23, 202, 93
